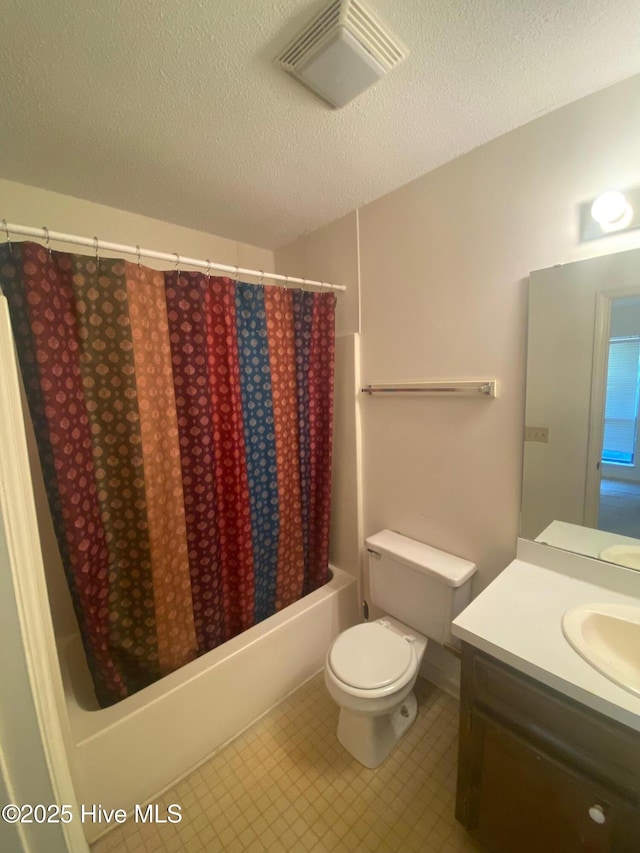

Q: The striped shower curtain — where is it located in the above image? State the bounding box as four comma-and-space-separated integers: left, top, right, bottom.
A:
0, 242, 335, 707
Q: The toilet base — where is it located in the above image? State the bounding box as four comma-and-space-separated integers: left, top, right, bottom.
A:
336, 691, 418, 768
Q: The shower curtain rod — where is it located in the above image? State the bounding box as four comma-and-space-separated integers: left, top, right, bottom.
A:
1, 221, 345, 293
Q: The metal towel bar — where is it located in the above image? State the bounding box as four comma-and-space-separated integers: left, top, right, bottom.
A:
361, 380, 497, 397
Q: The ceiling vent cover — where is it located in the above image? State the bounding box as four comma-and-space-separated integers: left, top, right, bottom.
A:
275, 0, 407, 108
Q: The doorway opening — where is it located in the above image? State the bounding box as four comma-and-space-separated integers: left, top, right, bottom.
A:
599, 296, 640, 536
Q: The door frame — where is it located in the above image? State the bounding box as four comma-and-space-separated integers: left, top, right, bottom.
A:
0, 296, 88, 853
585, 288, 640, 527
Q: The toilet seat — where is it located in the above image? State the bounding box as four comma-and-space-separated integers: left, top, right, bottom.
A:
328, 622, 415, 690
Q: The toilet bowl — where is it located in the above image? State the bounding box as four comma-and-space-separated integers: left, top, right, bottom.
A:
324, 529, 476, 768
324, 617, 428, 768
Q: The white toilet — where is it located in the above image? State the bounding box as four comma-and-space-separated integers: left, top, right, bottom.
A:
325, 529, 476, 768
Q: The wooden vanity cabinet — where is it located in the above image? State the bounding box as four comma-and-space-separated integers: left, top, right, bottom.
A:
455, 643, 640, 852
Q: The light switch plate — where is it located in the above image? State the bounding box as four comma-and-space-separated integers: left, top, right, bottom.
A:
525, 426, 549, 443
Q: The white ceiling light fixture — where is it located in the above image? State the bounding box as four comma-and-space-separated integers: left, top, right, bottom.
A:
580, 187, 640, 241
590, 190, 633, 231
275, 0, 407, 109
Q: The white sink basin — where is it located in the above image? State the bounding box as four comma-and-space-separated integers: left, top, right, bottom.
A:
598, 545, 640, 569
562, 603, 640, 697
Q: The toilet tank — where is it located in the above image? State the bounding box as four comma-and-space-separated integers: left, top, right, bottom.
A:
366, 529, 476, 645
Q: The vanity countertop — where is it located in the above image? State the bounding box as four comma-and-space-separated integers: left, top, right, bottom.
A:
535, 519, 640, 560
452, 551, 640, 732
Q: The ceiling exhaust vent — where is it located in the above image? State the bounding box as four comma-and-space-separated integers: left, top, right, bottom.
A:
275, 0, 407, 108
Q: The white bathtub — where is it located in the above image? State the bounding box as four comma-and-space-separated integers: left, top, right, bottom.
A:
57, 566, 358, 843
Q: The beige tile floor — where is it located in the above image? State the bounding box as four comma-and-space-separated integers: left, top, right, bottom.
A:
91, 674, 486, 853
599, 477, 640, 538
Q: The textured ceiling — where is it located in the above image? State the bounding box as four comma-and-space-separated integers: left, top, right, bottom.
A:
2, 0, 640, 249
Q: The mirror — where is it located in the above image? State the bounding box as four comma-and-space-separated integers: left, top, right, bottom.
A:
521, 247, 640, 569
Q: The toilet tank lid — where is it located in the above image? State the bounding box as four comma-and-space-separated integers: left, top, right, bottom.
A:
366, 529, 476, 587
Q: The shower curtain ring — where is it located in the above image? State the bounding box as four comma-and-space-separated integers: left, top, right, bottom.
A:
136, 245, 141, 269
42, 226, 52, 256
284, 274, 290, 289
3, 219, 12, 250
174, 253, 181, 277
259, 270, 264, 286
205, 259, 212, 281
234, 265, 239, 282
302, 277, 308, 292
93, 236, 99, 264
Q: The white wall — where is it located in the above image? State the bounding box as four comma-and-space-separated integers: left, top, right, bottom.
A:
276, 74, 640, 595
274, 211, 360, 339
1, 179, 274, 273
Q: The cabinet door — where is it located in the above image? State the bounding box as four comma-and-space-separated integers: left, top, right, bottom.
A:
468, 714, 636, 853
